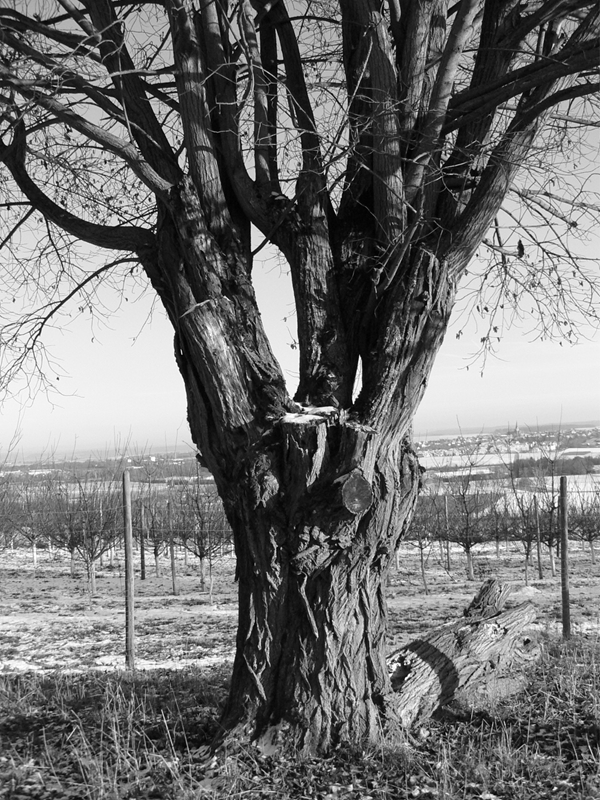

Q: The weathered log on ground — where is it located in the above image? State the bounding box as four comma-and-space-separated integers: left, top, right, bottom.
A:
388, 579, 538, 727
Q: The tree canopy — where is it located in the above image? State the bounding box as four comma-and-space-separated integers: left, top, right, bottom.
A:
1, 0, 598, 403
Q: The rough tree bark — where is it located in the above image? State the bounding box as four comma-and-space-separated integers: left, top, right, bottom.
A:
218, 416, 423, 752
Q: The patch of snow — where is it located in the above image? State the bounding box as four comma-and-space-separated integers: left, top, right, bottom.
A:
280, 406, 339, 425
303, 406, 338, 415
512, 586, 541, 598
95, 655, 122, 666
280, 413, 326, 424
2, 660, 40, 672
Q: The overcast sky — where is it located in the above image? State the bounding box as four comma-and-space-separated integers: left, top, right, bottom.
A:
1, 249, 598, 462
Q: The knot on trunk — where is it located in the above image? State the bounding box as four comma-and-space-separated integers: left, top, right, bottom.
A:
334, 469, 373, 515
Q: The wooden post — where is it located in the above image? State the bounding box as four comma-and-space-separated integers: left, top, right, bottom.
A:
444, 495, 451, 572
559, 476, 570, 640
168, 500, 179, 596
139, 503, 146, 581
123, 470, 136, 669
533, 495, 543, 580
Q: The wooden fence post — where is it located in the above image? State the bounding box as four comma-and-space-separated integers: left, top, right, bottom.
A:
168, 500, 179, 596
139, 503, 146, 581
444, 495, 451, 572
534, 495, 543, 580
560, 476, 570, 640
123, 470, 136, 669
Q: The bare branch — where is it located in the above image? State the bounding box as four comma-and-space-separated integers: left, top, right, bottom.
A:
0, 67, 172, 197
0, 120, 155, 253
0, 206, 34, 250
447, 39, 600, 133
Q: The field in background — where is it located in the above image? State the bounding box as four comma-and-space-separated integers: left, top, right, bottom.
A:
1, 540, 599, 673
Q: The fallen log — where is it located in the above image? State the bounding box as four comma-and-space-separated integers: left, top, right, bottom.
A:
388, 579, 538, 727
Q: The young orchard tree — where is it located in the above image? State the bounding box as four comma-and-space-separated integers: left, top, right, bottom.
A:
442, 477, 495, 580
1, 1, 599, 752
2, 476, 54, 565
48, 472, 122, 594
173, 478, 231, 587
570, 487, 600, 564
136, 488, 170, 578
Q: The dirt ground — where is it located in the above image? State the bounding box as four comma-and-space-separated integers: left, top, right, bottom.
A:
1, 541, 599, 674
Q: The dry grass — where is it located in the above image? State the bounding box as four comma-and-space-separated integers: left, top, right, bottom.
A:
1, 635, 599, 799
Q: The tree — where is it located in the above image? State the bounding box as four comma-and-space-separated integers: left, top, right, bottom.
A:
48, 471, 122, 594
0, 1, 599, 753
173, 478, 232, 589
444, 480, 495, 580
569, 486, 600, 564
403, 492, 436, 594
136, 486, 169, 578
1, 475, 53, 565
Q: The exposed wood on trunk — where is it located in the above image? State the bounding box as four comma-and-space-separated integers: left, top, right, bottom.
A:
388, 579, 538, 727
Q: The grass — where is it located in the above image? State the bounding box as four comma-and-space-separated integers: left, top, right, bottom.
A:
1, 636, 599, 799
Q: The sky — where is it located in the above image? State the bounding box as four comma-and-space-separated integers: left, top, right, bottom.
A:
1, 248, 599, 462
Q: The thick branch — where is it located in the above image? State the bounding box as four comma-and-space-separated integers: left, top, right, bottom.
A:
260, 18, 281, 194
445, 15, 599, 263
404, 0, 482, 203
167, 0, 230, 233
196, 0, 271, 234
365, 6, 405, 243
394, 0, 438, 136
0, 8, 101, 59
55, 0, 102, 44
511, 79, 600, 129
84, 0, 181, 184
268, 0, 324, 195
238, 0, 271, 193
446, 122, 540, 269
500, 0, 597, 53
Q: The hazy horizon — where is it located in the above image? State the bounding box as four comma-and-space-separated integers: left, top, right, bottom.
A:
1, 247, 599, 462
3, 414, 599, 465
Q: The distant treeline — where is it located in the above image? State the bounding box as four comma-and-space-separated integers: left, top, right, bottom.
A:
510, 456, 600, 478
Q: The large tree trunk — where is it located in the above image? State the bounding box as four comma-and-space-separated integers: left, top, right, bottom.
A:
144, 179, 455, 753
213, 412, 422, 753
